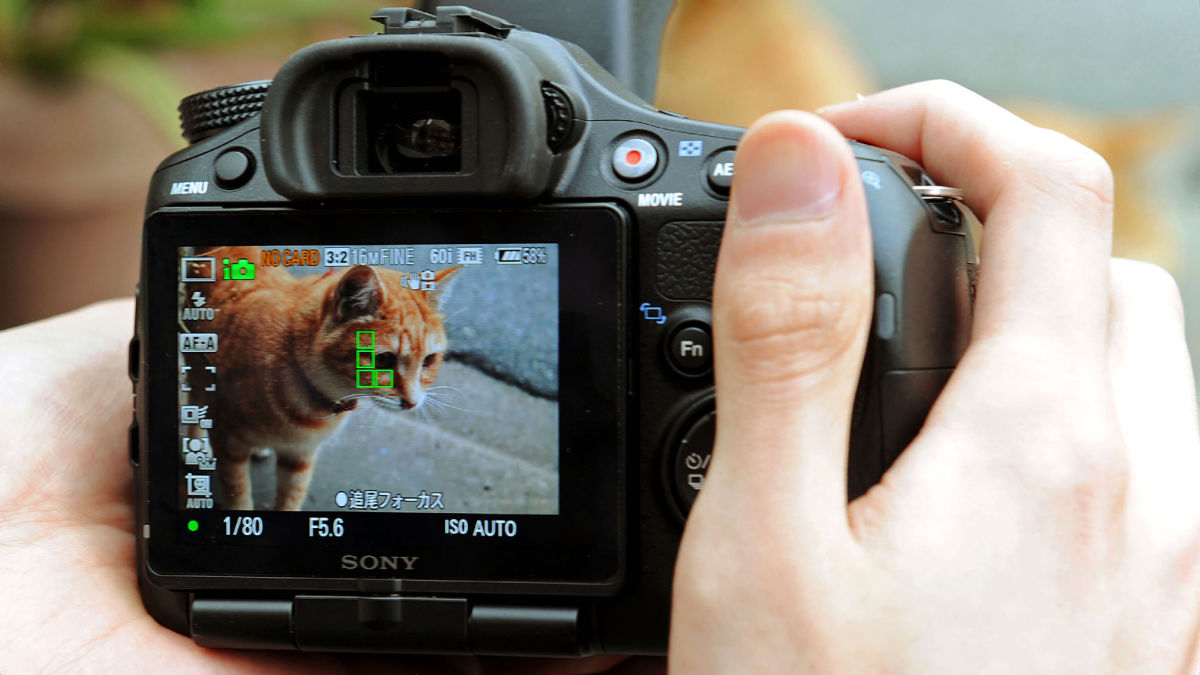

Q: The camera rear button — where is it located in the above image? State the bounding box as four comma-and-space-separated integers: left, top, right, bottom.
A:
612, 138, 658, 181
214, 148, 254, 189
673, 409, 716, 515
705, 149, 736, 196
667, 324, 712, 376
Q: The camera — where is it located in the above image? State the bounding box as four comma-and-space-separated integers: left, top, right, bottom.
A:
131, 6, 974, 655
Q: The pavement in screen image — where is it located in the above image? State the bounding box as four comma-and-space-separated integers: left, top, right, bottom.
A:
247, 360, 558, 514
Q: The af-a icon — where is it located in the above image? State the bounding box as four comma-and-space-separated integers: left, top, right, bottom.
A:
180, 333, 217, 353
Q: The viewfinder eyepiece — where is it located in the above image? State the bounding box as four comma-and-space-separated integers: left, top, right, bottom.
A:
365, 90, 462, 173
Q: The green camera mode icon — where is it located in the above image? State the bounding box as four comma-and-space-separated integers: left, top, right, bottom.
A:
221, 257, 256, 280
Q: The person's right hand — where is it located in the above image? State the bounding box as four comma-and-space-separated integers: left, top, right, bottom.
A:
670, 80, 1200, 672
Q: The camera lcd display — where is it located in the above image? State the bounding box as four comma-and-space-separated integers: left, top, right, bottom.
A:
144, 208, 624, 586
176, 243, 560, 516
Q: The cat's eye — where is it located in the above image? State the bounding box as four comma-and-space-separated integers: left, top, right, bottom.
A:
423, 353, 440, 368
375, 352, 397, 370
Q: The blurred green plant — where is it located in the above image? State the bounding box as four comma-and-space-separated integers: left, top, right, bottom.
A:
0, 0, 380, 144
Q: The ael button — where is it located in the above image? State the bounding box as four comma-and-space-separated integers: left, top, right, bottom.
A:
667, 323, 712, 377
214, 148, 254, 189
704, 149, 736, 196
612, 137, 658, 181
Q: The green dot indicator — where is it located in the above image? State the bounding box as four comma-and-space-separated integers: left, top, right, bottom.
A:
187, 520, 199, 532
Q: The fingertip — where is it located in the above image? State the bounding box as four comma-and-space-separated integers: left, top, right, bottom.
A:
718, 109, 873, 372
707, 108, 875, 520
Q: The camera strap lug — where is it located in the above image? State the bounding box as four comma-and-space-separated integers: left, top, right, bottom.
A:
372, 6, 518, 39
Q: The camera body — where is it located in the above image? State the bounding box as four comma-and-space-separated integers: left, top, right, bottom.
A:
132, 7, 974, 655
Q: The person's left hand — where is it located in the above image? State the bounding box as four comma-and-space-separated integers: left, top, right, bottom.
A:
0, 299, 659, 674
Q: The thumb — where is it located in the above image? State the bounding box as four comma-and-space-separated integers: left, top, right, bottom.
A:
706, 110, 873, 535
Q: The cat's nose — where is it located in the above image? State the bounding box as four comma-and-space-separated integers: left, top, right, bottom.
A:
399, 390, 424, 410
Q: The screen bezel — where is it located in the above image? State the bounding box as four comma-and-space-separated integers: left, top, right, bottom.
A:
141, 205, 627, 594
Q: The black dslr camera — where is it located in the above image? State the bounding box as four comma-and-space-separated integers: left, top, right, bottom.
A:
131, 6, 974, 655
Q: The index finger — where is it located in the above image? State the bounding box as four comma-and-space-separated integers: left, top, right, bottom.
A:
820, 80, 1114, 360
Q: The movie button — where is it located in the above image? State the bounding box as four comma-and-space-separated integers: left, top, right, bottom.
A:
214, 148, 254, 189
704, 149, 736, 196
667, 323, 712, 377
612, 137, 658, 181
673, 409, 715, 514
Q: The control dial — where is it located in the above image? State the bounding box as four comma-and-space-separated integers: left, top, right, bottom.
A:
178, 80, 271, 144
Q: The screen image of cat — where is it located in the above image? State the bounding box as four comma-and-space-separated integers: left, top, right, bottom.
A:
178, 244, 559, 515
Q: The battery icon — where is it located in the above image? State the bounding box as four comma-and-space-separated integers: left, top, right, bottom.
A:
494, 248, 522, 265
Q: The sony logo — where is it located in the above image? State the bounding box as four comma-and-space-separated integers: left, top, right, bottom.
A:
341, 554, 419, 571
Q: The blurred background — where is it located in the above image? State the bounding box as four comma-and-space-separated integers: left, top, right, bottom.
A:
1, 0, 1197, 382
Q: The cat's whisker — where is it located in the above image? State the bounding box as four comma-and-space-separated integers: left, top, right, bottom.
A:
443, 307, 470, 322
423, 394, 476, 414
425, 387, 472, 409
368, 396, 405, 411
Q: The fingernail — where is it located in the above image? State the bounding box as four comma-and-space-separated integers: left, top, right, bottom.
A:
734, 117, 842, 225
815, 95, 865, 116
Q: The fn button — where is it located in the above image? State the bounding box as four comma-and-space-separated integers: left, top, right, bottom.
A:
667, 324, 712, 377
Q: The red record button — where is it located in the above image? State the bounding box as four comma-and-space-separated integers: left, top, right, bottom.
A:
612, 137, 658, 181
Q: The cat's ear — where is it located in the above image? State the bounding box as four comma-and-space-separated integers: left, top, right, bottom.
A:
334, 265, 384, 322
427, 265, 461, 309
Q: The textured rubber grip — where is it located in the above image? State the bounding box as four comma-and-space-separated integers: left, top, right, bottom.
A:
178, 80, 271, 144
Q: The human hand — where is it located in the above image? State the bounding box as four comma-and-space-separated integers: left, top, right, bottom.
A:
670, 81, 1200, 672
0, 301, 660, 674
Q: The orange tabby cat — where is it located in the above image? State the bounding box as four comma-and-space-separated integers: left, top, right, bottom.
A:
198, 246, 459, 511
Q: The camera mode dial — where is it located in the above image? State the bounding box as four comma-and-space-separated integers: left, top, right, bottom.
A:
178, 80, 271, 144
